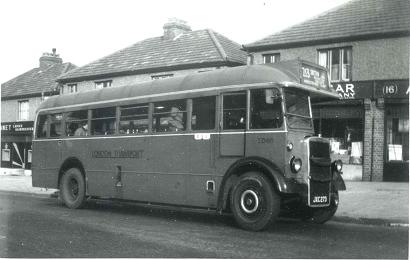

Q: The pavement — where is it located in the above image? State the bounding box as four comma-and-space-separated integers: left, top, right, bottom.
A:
0, 169, 408, 227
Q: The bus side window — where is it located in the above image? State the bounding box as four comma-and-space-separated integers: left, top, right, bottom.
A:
153, 100, 187, 132
36, 115, 48, 138
191, 96, 216, 130
222, 93, 246, 130
50, 113, 63, 137
91, 107, 116, 136
119, 104, 149, 134
250, 89, 283, 129
65, 110, 88, 136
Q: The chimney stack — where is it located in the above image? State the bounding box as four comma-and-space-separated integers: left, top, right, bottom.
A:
39, 48, 62, 69
163, 18, 191, 40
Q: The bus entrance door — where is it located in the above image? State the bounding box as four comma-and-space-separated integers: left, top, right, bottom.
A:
219, 93, 246, 156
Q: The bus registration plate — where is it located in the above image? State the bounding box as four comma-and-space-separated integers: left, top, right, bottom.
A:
309, 180, 331, 207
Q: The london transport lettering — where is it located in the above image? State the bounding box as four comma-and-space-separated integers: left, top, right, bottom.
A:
92, 150, 144, 159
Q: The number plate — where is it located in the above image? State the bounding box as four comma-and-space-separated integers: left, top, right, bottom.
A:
309, 180, 331, 207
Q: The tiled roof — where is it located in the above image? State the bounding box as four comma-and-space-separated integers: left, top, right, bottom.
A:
58, 29, 247, 82
245, 0, 410, 50
1, 63, 76, 98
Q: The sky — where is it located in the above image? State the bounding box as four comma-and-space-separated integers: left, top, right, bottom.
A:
0, 0, 351, 85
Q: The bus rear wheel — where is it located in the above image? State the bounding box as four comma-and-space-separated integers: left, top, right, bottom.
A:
230, 172, 280, 231
60, 168, 86, 209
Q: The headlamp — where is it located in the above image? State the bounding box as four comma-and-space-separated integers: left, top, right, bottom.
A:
290, 157, 302, 173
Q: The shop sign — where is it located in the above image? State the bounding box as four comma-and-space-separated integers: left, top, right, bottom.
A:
331, 81, 373, 99
1, 121, 34, 134
375, 80, 409, 98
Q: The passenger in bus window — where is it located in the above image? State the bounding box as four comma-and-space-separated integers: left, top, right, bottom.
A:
74, 123, 88, 136
166, 107, 184, 131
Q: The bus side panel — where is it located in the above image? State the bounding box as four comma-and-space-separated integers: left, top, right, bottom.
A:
185, 133, 218, 207
146, 135, 189, 204
245, 132, 287, 174
32, 140, 60, 189
84, 137, 151, 199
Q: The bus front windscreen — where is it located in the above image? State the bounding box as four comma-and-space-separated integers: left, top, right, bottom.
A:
285, 90, 313, 129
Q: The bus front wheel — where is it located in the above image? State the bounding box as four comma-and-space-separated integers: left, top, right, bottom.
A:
230, 172, 280, 231
60, 168, 86, 209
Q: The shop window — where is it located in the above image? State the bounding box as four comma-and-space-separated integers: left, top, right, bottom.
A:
223, 93, 246, 130
91, 107, 116, 135
191, 96, 216, 130
27, 150, 32, 163
153, 100, 187, 132
318, 47, 352, 82
18, 100, 29, 121
2, 149, 10, 161
314, 117, 363, 164
120, 104, 149, 134
386, 118, 409, 162
263, 53, 280, 64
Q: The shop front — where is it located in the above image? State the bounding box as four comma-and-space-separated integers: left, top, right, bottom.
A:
1, 121, 34, 170
375, 80, 409, 181
313, 79, 409, 182
312, 81, 372, 180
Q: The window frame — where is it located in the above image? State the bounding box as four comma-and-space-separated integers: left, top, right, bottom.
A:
191, 96, 217, 131
318, 47, 352, 82
262, 53, 280, 64
94, 80, 112, 89
67, 83, 78, 93
119, 104, 150, 135
18, 100, 29, 121
90, 107, 117, 136
221, 92, 247, 131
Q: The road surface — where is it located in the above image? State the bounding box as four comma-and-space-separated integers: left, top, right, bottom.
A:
0, 191, 407, 258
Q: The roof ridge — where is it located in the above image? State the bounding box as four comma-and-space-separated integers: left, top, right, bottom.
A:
245, 0, 354, 46
58, 36, 163, 80
207, 29, 228, 62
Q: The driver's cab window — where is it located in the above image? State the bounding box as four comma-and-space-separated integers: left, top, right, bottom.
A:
250, 88, 283, 129
222, 92, 246, 130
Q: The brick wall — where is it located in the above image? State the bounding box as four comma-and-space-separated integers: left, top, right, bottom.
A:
362, 99, 385, 181
250, 37, 409, 81
1, 96, 43, 123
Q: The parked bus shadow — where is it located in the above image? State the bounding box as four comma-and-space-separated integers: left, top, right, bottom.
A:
47, 196, 324, 232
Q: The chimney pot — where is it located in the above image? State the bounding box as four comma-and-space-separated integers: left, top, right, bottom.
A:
39, 48, 62, 69
163, 18, 191, 40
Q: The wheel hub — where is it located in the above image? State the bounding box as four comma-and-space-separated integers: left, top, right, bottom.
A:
240, 190, 259, 214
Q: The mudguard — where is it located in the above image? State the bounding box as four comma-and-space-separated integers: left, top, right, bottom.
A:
217, 157, 303, 212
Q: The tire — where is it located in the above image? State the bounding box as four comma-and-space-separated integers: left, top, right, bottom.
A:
305, 191, 339, 224
59, 168, 86, 209
230, 172, 281, 231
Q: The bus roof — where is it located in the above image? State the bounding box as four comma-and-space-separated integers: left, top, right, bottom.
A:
37, 60, 339, 112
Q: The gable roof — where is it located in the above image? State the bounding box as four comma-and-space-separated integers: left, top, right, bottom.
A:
244, 0, 410, 50
58, 29, 247, 83
1, 62, 77, 99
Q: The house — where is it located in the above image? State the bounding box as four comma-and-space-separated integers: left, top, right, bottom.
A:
243, 0, 410, 181
57, 18, 247, 94
1, 49, 76, 170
